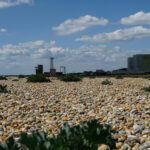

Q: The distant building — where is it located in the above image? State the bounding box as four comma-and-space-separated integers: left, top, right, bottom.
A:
44, 72, 50, 77
56, 72, 63, 76
106, 71, 111, 75
83, 71, 94, 76
128, 54, 150, 73
112, 68, 128, 74
50, 69, 56, 76
95, 69, 106, 75
35, 65, 43, 75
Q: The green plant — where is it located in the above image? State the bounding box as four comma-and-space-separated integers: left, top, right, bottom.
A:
58, 75, 81, 82
27, 74, 50, 83
0, 119, 117, 150
0, 76, 7, 80
12, 79, 19, 82
101, 79, 113, 85
115, 75, 124, 79
141, 86, 150, 92
18, 75, 25, 78
0, 84, 9, 93
88, 76, 96, 79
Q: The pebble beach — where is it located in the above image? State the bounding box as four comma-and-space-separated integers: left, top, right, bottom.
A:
0, 77, 150, 150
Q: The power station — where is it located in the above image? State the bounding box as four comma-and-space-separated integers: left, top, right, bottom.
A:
34, 54, 150, 76
35, 57, 66, 76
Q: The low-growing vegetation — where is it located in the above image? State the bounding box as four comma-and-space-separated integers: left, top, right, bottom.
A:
141, 86, 150, 92
12, 79, 19, 82
0, 84, 9, 93
115, 75, 124, 79
0, 119, 117, 150
27, 74, 50, 83
18, 75, 25, 78
88, 76, 96, 79
0, 76, 7, 80
58, 74, 81, 82
101, 79, 113, 85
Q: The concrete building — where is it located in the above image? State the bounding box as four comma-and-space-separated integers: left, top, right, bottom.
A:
128, 54, 150, 73
95, 70, 106, 75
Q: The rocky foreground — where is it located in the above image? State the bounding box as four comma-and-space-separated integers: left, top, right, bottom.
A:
0, 77, 150, 150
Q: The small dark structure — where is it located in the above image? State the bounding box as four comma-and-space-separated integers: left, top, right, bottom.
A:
95, 69, 106, 75
56, 72, 63, 76
44, 72, 50, 77
83, 71, 94, 76
35, 65, 43, 75
50, 69, 56, 76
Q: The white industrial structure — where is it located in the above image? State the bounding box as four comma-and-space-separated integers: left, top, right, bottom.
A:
60, 66, 66, 74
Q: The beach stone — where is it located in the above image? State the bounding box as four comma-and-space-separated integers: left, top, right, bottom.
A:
116, 142, 123, 149
132, 124, 144, 134
139, 141, 150, 150
121, 144, 129, 150
29, 127, 36, 133
130, 109, 138, 114
127, 135, 140, 146
98, 144, 110, 150
142, 130, 150, 135
0, 131, 3, 136
0, 77, 150, 145
132, 143, 140, 150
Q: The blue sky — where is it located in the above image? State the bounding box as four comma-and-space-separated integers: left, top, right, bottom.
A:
1, 0, 150, 75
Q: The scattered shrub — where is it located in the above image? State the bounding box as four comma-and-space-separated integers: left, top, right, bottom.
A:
0, 119, 117, 150
58, 75, 81, 82
27, 74, 50, 83
0, 84, 9, 93
115, 75, 124, 79
101, 79, 113, 85
18, 75, 25, 78
12, 79, 19, 82
0, 76, 7, 80
141, 86, 150, 92
88, 76, 96, 79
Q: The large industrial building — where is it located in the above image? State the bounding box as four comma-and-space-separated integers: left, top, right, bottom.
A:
128, 54, 150, 73
35, 57, 66, 76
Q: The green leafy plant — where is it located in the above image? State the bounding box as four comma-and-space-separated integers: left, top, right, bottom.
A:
18, 75, 25, 78
88, 76, 96, 79
27, 74, 50, 83
0, 76, 7, 80
0, 119, 117, 150
141, 86, 150, 92
115, 75, 124, 79
0, 84, 9, 93
101, 79, 113, 85
58, 75, 81, 82
12, 79, 19, 82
